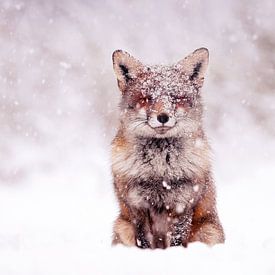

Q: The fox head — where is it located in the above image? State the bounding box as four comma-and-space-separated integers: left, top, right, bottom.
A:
112, 48, 209, 139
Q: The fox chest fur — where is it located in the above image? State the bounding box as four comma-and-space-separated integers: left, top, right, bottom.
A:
112, 136, 205, 211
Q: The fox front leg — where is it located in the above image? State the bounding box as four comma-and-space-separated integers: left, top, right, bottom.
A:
170, 211, 193, 247
135, 220, 151, 248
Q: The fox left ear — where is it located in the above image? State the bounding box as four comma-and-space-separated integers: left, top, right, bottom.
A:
177, 48, 209, 85
112, 50, 144, 92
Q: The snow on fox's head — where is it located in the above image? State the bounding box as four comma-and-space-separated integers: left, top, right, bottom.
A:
112, 48, 209, 138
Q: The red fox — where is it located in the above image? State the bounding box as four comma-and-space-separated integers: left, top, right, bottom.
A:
111, 48, 225, 249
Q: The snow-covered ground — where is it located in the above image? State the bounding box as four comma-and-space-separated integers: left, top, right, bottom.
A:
0, 1, 275, 274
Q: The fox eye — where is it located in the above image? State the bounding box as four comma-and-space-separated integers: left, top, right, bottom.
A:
139, 96, 152, 105
172, 96, 192, 107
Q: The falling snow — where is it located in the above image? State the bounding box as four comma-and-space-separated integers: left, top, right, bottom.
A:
176, 204, 185, 214
0, 0, 275, 275
193, 185, 199, 192
162, 180, 171, 190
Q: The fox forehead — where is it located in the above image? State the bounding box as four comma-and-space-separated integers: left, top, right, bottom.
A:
128, 65, 197, 99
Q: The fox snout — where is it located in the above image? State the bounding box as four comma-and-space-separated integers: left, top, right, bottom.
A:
147, 111, 176, 130
157, 113, 169, 124
142, 99, 177, 132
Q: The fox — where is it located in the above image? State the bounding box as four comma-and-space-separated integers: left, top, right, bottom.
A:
111, 48, 225, 249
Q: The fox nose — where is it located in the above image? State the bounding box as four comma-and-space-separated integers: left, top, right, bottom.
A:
157, 113, 169, 124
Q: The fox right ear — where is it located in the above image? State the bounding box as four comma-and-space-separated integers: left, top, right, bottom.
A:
112, 50, 143, 92
176, 48, 209, 87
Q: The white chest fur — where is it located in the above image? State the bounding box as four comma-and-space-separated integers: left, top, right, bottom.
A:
112, 137, 208, 210
112, 137, 209, 181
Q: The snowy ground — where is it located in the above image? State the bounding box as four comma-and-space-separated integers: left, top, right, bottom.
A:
0, 1, 275, 274
0, 127, 274, 275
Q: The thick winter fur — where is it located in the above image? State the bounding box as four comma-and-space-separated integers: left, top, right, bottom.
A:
111, 48, 225, 249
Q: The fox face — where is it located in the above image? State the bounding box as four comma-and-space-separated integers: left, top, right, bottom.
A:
112, 48, 209, 138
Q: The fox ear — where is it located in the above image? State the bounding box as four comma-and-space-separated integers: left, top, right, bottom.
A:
112, 50, 144, 92
177, 48, 209, 85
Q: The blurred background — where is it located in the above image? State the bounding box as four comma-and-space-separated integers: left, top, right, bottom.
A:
0, 0, 275, 185
0, 1, 274, 274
